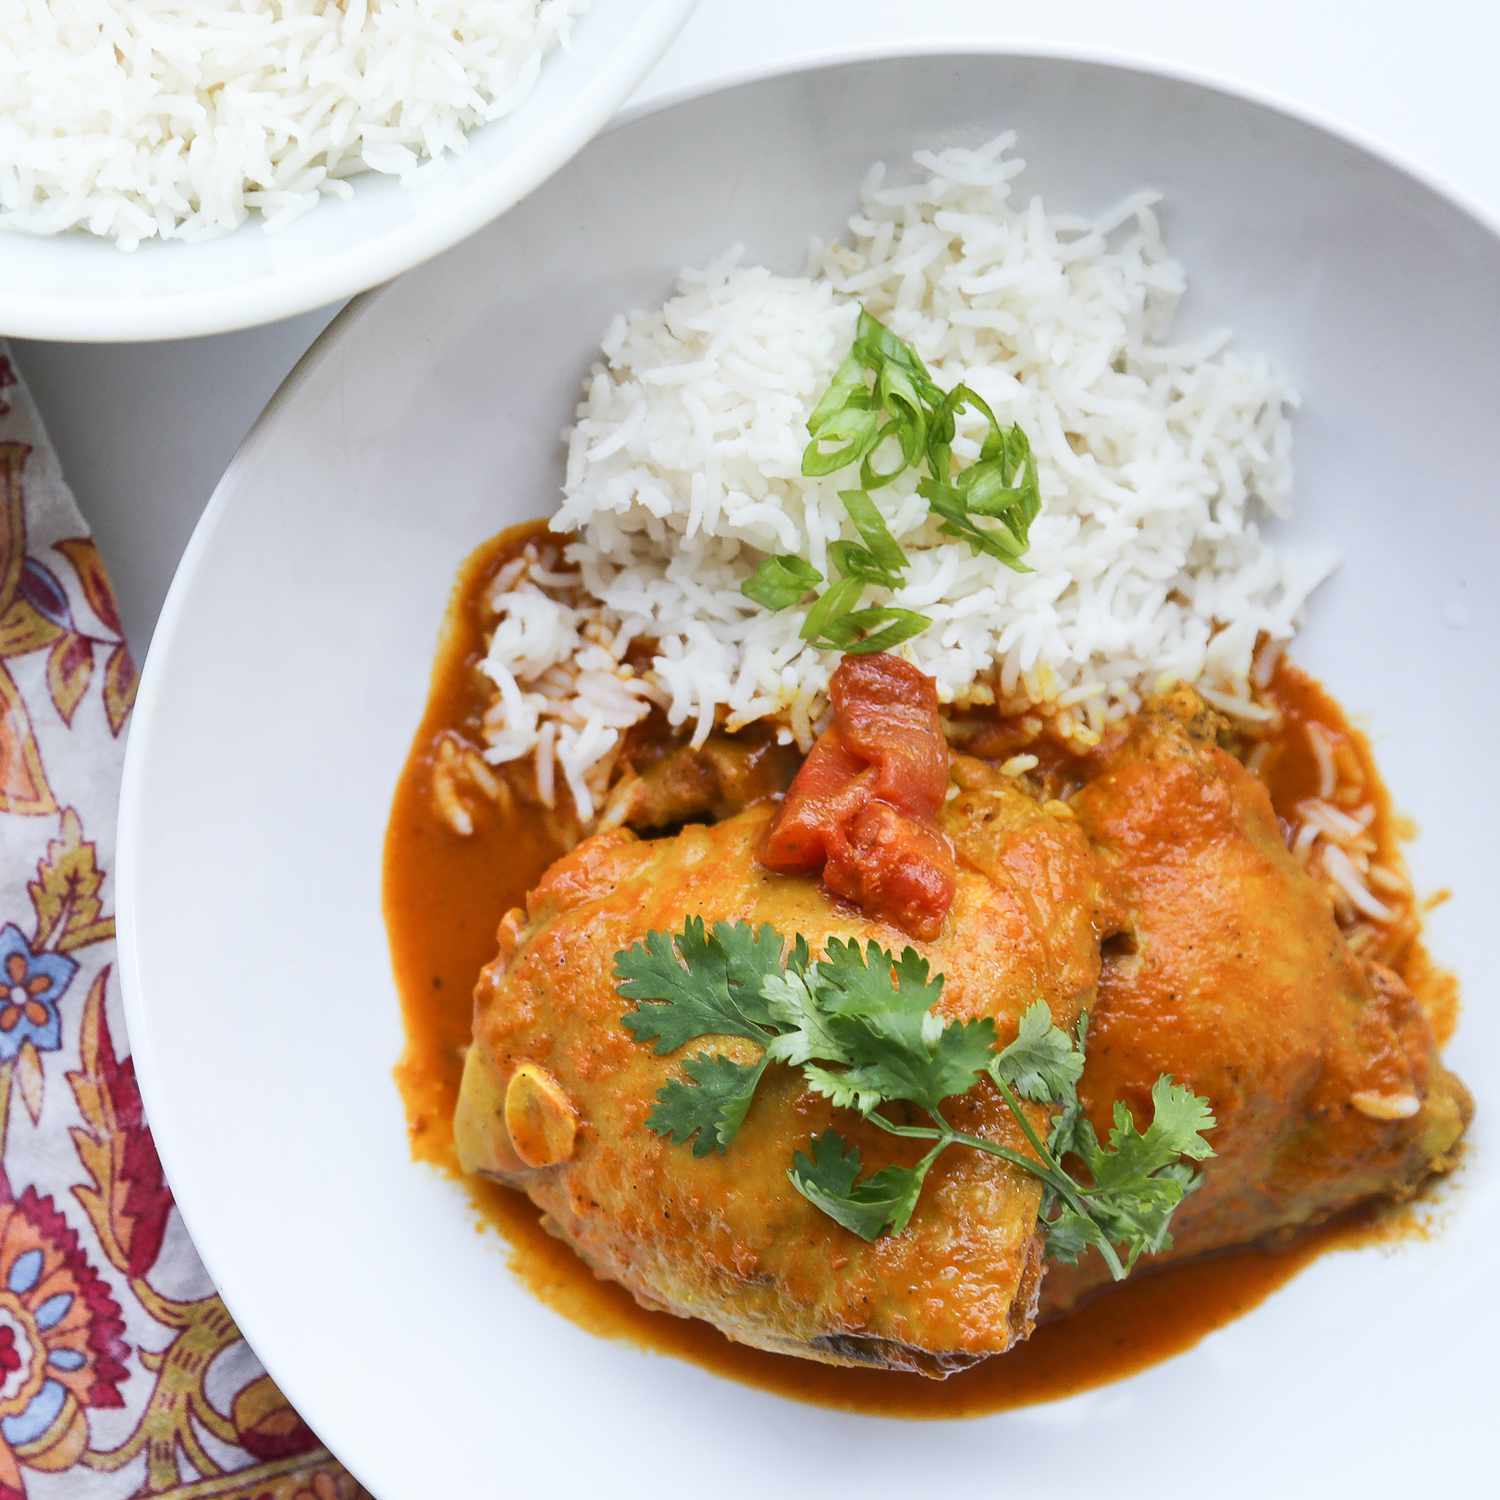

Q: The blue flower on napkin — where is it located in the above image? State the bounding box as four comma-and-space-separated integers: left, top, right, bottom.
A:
0, 926, 75, 1061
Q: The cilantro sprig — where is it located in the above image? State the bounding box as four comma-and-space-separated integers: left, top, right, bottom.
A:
741, 308, 1043, 652
617, 920, 1215, 1280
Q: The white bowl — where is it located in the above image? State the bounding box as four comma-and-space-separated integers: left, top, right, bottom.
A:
0, 0, 697, 343
119, 50, 1497, 1500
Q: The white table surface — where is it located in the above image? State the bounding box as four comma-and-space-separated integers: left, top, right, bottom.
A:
13, 0, 1500, 654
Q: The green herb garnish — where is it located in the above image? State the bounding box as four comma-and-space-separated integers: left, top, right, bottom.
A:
740, 309, 1043, 652
743, 554, 824, 611
801, 604, 932, 656
917, 386, 1040, 564
802, 312, 1041, 569
617, 920, 1215, 1279
744, 492, 929, 652
830, 489, 909, 588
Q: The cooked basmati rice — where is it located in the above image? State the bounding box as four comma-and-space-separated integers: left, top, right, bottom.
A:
0, 0, 587, 250
479, 134, 1339, 818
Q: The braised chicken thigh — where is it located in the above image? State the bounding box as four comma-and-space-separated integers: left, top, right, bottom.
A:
456, 766, 1114, 1373
451, 661, 1469, 1374
1041, 691, 1471, 1314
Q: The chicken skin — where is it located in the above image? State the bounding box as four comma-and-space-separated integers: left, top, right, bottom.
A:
1041, 691, 1471, 1315
453, 660, 1470, 1371
455, 768, 1116, 1374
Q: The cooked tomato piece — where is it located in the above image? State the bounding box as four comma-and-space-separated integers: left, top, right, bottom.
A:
760, 654, 955, 938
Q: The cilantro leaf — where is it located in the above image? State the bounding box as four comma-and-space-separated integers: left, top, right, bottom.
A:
762, 967, 851, 1069
814, 938, 944, 1021
1065, 1077, 1218, 1203
787, 1130, 932, 1241
1092, 1166, 1199, 1269
617, 918, 784, 1053
1046, 1074, 1218, 1271
715, 921, 797, 1022
787, 1128, 857, 1205
618, 918, 1216, 1275
1093, 1078, 1218, 1177
800, 1013, 997, 1117
809, 939, 995, 1115
1038, 1011, 1091, 1160
989, 999, 1085, 1104
1039, 1204, 1113, 1265
648, 1053, 768, 1157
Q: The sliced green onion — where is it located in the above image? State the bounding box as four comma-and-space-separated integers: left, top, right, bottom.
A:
853, 310, 942, 405
827, 541, 899, 590
918, 477, 1032, 572
927, 382, 998, 478
741, 554, 824, 611
757, 304, 1044, 649
838, 490, 908, 575
799, 576, 866, 644
802, 399, 884, 477
858, 419, 918, 491
804, 350, 868, 437
820, 607, 933, 655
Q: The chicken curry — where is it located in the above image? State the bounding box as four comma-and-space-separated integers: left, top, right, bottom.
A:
385, 525, 1468, 1413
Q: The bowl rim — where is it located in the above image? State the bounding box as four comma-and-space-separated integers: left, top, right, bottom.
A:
0, 0, 700, 345
193, 32, 1500, 396
116, 39, 1500, 1494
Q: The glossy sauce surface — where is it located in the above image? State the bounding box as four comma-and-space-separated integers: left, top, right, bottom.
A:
384, 526, 1437, 1417
1254, 661, 1456, 1042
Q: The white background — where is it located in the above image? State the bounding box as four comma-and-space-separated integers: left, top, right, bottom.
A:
11, 0, 1500, 653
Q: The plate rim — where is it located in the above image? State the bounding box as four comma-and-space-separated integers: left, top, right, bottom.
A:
116, 40, 1500, 1493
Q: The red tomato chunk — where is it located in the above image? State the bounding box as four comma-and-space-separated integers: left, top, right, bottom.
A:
759, 653, 955, 939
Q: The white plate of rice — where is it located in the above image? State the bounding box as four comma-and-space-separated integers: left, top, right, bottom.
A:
0, 0, 697, 341
119, 50, 1497, 1500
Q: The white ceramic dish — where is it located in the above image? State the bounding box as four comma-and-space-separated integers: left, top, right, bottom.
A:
119, 52, 1496, 1500
0, 0, 696, 344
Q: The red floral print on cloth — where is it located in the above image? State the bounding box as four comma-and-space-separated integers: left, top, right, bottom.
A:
0, 352, 369, 1498
0, 1176, 128, 1498
287, 1472, 366, 1500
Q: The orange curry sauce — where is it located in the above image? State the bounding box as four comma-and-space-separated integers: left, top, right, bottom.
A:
384, 525, 1443, 1419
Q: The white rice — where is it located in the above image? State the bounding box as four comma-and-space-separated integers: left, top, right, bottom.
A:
479, 134, 1339, 816
0, 0, 587, 250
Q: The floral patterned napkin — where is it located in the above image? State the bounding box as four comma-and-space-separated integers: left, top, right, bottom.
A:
0, 347, 364, 1500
